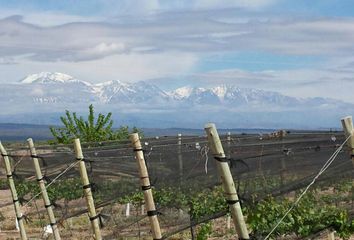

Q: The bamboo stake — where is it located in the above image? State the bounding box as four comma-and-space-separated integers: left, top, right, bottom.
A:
0, 141, 27, 240
73, 138, 102, 240
130, 133, 162, 240
178, 133, 183, 181
226, 214, 231, 230
280, 138, 286, 187
27, 138, 61, 240
204, 123, 250, 239
125, 203, 130, 217
227, 132, 231, 158
141, 204, 145, 215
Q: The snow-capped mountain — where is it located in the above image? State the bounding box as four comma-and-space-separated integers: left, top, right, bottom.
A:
94, 80, 170, 104
18, 73, 169, 104
92, 80, 133, 103
9, 72, 348, 109
21, 72, 91, 86
0, 72, 352, 128
169, 85, 303, 107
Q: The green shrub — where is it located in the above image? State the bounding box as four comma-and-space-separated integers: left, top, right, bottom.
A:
49, 104, 141, 144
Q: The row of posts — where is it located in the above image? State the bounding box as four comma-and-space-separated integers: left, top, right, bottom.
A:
0, 124, 246, 240
1, 117, 353, 240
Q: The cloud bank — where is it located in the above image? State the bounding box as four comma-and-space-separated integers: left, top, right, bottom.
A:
0, 1, 353, 103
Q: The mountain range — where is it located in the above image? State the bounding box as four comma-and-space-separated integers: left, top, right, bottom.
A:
0, 72, 352, 129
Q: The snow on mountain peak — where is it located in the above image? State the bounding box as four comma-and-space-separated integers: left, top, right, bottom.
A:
211, 85, 229, 99
94, 79, 127, 87
20, 72, 91, 85
172, 86, 194, 99
175, 87, 193, 97
6, 72, 350, 117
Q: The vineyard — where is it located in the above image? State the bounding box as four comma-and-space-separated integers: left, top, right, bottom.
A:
0, 122, 353, 239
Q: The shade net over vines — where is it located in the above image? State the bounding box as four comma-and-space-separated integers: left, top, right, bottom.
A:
0, 131, 353, 239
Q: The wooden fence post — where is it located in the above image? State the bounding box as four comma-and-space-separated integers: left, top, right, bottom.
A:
130, 133, 162, 240
204, 123, 250, 239
0, 141, 28, 240
27, 138, 61, 240
73, 138, 102, 240
341, 116, 354, 166
226, 132, 232, 230
341, 116, 354, 209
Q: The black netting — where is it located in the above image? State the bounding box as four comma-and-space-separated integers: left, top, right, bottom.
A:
0, 131, 352, 239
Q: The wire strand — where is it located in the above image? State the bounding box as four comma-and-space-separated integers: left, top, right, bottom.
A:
23, 160, 80, 210
263, 134, 352, 240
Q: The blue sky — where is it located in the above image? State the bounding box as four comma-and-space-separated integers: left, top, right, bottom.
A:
1, 0, 353, 16
196, 52, 322, 72
2, 0, 353, 18
0, 0, 354, 102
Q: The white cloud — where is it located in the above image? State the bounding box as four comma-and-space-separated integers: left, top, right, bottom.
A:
92, 42, 124, 53
184, 59, 354, 103
30, 87, 44, 96
72, 42, 126, 60
1, 12, 354, 64
0, 51, 198, 83
0, 9, 102, 26
0, 6, 354, 104
0, 57, 17, 65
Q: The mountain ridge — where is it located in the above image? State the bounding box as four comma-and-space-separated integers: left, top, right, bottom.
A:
0, 72, 352, 128
14, 72, 349, 109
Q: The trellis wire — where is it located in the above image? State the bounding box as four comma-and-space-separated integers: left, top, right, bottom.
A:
0, 130, 351, 239
264, 133, 352, 240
